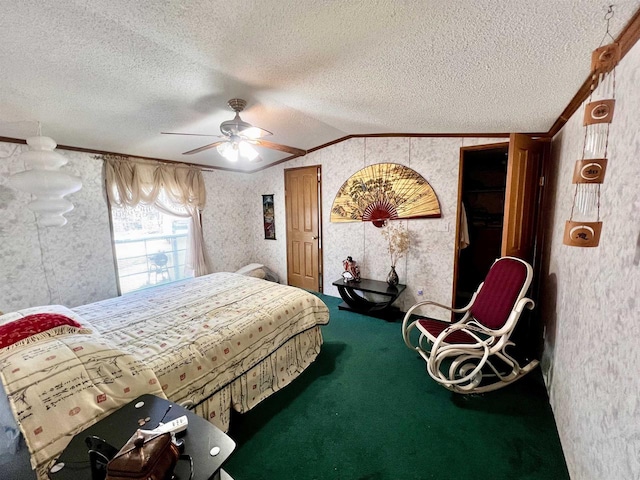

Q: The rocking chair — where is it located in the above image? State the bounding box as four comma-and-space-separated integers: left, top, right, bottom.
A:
401, 256, 538, 394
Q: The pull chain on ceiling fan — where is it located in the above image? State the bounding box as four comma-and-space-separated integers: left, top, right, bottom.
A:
162, 98, 306, 162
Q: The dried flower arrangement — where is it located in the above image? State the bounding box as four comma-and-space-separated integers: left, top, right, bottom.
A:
381, 221, 410, 267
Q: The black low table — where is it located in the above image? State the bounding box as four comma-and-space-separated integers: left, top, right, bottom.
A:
332, 278, 406, 320
48, 394, 235, 480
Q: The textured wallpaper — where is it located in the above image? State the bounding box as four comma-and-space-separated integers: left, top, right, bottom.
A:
232, 136, 507, 320
0, 132, 507, 319
0, 145, 263, 312
200, 169, 258, 273
540, 41, 640, 479
0, 143, 117, 312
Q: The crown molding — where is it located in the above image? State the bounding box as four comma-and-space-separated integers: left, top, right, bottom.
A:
547, 6, 640, 138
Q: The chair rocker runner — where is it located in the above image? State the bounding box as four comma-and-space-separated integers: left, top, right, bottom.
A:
401, 256, 539, 394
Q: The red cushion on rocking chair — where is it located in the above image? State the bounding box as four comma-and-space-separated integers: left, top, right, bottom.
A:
470, 258, 528, 329
417, 319, 476, 344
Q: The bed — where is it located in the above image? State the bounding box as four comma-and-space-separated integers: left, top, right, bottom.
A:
0, 272, 329, 478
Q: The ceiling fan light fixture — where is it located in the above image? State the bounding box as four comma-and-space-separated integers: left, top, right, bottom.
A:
166, 98, 305, 160
217, 142, 239, 162
216, 139, 258, 162
239, 141, 259, 161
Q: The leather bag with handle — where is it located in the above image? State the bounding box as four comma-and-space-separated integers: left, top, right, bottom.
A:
106, 429, 179, 480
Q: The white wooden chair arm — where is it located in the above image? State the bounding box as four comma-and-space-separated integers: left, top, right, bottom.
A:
402, 299, 475, 350
404, 300, 465, 317
514, 297, 535, 313
403, 301, 464, 350
461, 320, 502, 336
436, 321, 494, 346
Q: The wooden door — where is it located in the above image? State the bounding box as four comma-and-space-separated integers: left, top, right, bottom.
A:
285, 166, 322, 291
501, 134, 546, 262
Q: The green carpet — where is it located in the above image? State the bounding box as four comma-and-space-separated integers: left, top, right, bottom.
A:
224, 294, 569, 480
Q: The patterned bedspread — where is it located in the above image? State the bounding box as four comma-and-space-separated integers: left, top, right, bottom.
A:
0, 311, 165, 472
73, 272, 329, 409
0, 273, 329, 476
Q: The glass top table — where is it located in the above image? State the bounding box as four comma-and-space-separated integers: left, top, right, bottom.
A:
332, 277, 406, 320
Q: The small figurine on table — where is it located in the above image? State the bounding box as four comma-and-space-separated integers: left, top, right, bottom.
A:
342, 256, 361, 282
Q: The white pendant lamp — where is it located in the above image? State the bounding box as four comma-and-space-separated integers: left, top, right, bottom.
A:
7, 136, 82, 227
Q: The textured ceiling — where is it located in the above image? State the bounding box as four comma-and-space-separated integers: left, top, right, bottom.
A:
0, 1, 637, 170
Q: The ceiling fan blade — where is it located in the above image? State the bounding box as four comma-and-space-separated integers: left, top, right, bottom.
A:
162, 132, 222, 137
255, 139, 306, 156
182, 141, 226, 155
240, 125, 272, 139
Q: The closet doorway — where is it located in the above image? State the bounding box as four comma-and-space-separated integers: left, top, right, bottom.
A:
453, 135, 548, 358
454, 144, 509, 307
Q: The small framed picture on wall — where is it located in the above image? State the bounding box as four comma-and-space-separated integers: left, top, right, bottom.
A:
262, 194, 276, 240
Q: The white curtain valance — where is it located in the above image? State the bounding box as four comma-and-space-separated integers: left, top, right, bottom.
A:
104, 156, 210, 277
104, 156, 206, 209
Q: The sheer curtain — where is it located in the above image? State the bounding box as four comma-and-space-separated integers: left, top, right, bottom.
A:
104, 156, 211, 277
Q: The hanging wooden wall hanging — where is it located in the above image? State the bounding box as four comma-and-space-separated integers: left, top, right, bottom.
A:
564, 6, 619, 248
330, 163, 441, 227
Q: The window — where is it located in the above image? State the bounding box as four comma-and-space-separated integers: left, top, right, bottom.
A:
111, 203, 193, 294
104, 156, 210, 291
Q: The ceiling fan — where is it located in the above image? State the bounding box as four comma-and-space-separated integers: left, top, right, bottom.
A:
162, 98, 306, 162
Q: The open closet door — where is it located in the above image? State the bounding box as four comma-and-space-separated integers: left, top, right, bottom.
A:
501, 134, 546, 262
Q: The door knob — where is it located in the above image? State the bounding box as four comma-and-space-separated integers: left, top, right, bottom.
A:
312, 235, 319, 240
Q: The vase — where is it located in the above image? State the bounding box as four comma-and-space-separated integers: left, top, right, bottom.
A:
387, 266, 399, 286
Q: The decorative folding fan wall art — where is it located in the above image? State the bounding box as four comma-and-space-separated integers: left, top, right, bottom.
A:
330, 163, 441, 227
563, 7, 619, 248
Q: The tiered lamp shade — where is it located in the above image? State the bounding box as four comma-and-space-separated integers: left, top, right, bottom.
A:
7, 136, 82, 227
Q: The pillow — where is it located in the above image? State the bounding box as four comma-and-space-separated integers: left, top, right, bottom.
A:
246, 268, 267, 279
0, 313, 92, 350
235, 263, 266, 275
235, 264, 280, 283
